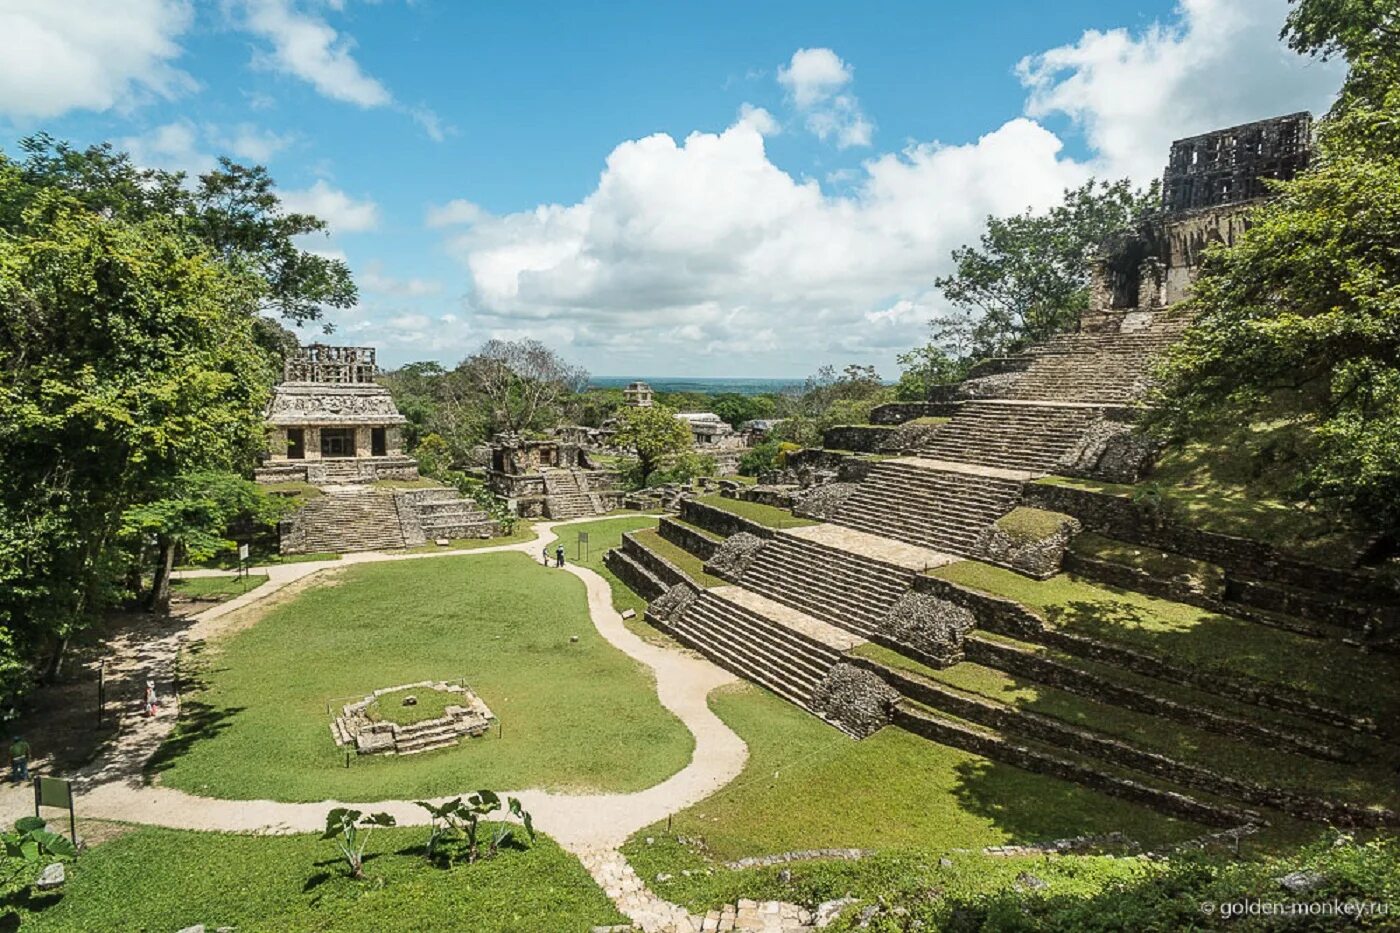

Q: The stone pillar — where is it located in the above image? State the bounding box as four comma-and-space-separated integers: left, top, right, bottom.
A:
355, 426, 372, 458
387, 426, 404, 456
305, 426, 322, 460
268, 427, 288, 461
1137, 257, 1166, 310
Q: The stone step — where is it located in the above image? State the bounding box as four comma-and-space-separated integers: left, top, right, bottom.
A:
670, 602, 825, 707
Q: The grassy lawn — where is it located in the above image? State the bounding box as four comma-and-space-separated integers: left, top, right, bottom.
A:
155, 551, 693, 801
695, 495, 817, 529
6, 824, 623, 932
171, 574, 269, 603
626, 683, 1201, 862
630, 528, 725, 587
179, 550, 342, 571
930, 561, 1400, 722
402, 521, 537, 553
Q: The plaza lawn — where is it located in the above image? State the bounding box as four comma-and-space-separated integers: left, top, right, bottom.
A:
402, 520, 537, 553
624, 683, 1201, 864
154, 550, 693, 801
171, 574, 269, 603
7, 824, 623, 932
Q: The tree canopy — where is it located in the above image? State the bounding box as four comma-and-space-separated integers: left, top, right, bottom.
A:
1148, 0, 1400, 536
609, 404, 694, 486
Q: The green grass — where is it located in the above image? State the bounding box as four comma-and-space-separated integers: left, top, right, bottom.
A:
666, 516, 725, 541
627, 683, 1201, 863
630, 528, 725, 587
402, 521, 538, 553
695, 495, 818, 529
994, 507, 1073, 543
365, 686, 463, 726
171, 574, 269, 602
908, 416, 951, 425
179, 550, 342, 571
155, 550, 692, 801
1070, 533, 1225, 593
6, 825, 623, 932
930, 560, 1400, 722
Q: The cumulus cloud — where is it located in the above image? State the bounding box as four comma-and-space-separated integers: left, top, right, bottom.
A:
439, 117, 1084, 370
0, 0, 195, 120
777, 47, 873, 148
240, 0, 391, 107
281, 179, 380, 233
361, 261, 442, 297
425, 198, 485, 228
118, 121, 214, 176
1018, 0, 1344, 181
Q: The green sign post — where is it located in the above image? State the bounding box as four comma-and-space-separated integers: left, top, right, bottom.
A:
34, 776, 76, 846
577, 531, 590, 562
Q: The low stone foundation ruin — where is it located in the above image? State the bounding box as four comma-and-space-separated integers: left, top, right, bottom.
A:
330, 681, 495, 756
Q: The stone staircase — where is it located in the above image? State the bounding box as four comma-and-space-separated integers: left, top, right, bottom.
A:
405, 487, 498, 540
831, 459, 1024, 555
734, 532, 918, 641
288, 487, 407, 552
658, 587, 855, 709
914, 401, 1106, 473
542, 468, 601, 519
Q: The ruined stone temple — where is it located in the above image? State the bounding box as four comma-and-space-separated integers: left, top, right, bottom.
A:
485, 434, 626, 520
256, 345, 500, 553
621, 381, 747, 474
605, 113, 1400, 831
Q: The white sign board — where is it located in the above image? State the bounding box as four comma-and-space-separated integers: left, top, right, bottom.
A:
238, 544, 250, 562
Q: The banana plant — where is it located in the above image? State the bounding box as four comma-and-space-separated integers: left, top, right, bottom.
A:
413, 791, 535, 865
321, 808, 396, 879
2, 817, 77, 887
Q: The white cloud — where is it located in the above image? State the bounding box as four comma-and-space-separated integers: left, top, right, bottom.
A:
425, 198, 485, 228
118, 121, 215, 176
1017, 0, 1344, 181
0, 0, 194, 120
361, 261, 442, 297
218, 123, 297, 163
240, 0, 392, 107
737, 103, 779, 137
777, 47, 873, 148
281, 179, 380, 232
442, 116, 1085, 370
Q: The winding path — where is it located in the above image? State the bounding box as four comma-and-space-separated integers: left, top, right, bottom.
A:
0, 518, 747, 850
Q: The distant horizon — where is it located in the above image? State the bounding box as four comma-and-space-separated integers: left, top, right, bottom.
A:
588, 375, 807, 396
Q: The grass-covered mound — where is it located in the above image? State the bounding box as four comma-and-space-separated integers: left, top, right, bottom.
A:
4, 824, 623, 932
364, 686, 462, 727
930, 560, 1400, 723
694, 494, 818, 529
154, 550, 693, 801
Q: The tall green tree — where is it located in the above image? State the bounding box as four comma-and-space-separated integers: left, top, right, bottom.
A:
610, 405, 693, 486
932, 179, 1159, 359
1149, 0, 1400, 533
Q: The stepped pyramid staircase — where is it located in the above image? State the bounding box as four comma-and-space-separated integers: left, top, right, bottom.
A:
614, 307, 1400, 829
291, 487, 408, 552
542, 468, 606, 520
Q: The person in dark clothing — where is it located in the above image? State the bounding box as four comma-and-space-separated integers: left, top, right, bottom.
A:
555, 544, 565, 568
9, 736, 30, 782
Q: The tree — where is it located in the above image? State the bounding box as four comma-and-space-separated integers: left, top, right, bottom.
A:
934, 179, 1159, 358
1148, 0, 1400, 534
895, 342, 973, 401
610, 405, 693, 486
122, 472, 286, 612
13, 137, 355, 324
459, 339, 589, 437
710, 393, 778, 429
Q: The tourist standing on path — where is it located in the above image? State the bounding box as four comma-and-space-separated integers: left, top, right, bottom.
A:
9, 735, 30, 782
543, 544, 551, 566
555, 544, 565, 568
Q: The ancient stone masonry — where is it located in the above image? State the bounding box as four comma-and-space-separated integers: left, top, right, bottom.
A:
256, 344, 500, 554
331, 682, 495, 756
1162, 113, 1312, 214
808, 663, 899, 738
879, 592, 976, 666
485, 434, 624, 519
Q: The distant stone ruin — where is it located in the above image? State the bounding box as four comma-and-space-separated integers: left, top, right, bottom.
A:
486, 434, 625, 519
1161, 112, 1312, 214
256, 344, 500, 553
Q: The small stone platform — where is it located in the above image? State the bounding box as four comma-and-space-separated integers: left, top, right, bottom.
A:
331, 681, 495, 756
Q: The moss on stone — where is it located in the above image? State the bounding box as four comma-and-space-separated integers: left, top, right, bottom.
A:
995, 507, 1075, 544
1071, 533, 1225, 591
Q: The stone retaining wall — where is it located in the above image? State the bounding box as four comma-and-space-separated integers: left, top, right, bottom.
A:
856, 656, 1395, 828
679, 499, 776, 541
603, 548, 668, 602
869, 400, 960, 424
658, 517, 723, 560
621, 532, 694, 590
821, 425, 897, 453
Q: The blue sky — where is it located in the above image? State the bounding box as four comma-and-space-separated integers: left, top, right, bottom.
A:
0, 1, 1343, 378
